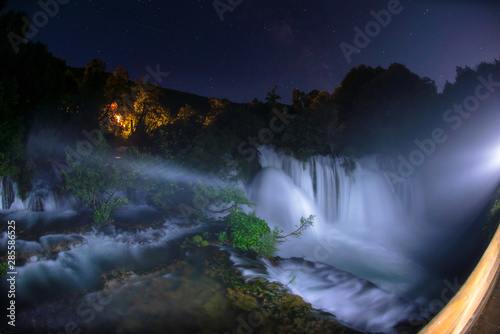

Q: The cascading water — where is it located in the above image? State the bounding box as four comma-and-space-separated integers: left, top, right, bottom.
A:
0, 174, 70, 212
0, 175, 15, 210
0, 209, 206, 305
242, 146, 435, 332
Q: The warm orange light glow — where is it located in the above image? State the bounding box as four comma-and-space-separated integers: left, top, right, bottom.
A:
111, 102, 118, 111
113, 114, 125, 128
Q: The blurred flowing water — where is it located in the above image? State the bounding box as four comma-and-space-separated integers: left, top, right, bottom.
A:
0, 209, 206, 306
0, 146, 493, 333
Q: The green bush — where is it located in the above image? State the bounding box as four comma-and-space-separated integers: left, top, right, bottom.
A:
185, 234, 209, 247
93, 197, 127, 228
249, 228, 280, 258
226, 211, 271, 252
0, 262, 8, 278
217, 231, 228, 243
220, 211, 315, 258
62, 141, 133, 227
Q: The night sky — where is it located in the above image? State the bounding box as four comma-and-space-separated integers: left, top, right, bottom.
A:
6, 0, 500, 103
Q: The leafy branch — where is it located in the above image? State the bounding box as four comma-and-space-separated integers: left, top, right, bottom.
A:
277, 215, 315, 241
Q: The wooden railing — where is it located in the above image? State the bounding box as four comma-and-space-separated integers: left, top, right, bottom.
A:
419, 223, 500, 334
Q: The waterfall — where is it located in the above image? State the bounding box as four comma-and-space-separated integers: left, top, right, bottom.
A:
243, 147, 435, 332
1, 176, 16, 210
248, 147, 428, 295
26, 188, 61, 212
0, 175, 69, 212
251, 146, 418, 229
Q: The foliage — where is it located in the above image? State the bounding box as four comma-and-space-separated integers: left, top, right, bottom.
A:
277, 215, 315, 241
129, 84, 170, 139
217, 231, 228, 243
104, 65, 132, 102
116, 147, 182, 214
155, 127, 239, 178
265, 85, 282, 107
147, 180, 178, 212
118, 148, 249, 218
220, 211, 314, 258
93, 197, 127, 228
249, 227, 280, 258
99, 65, 133, 135
62, 141, 133, 227
185, 234, 209, 247
279, 90, 342, 160
205, 97, 229, 126
333, 63, 438, 155
226, 211, 271, 252
0, 262, 8, 278
81, 59, 107, 90
191, 183, 254, 213
177, 103, 202, 123
118, 148, 248, 217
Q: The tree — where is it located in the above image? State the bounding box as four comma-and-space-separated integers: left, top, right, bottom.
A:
100, 65, 133, 135
82, 58, 107, 88
265, 85, 282, 107
104, 65, 131, 100
176, 103, 202, 123
291, 88, 306, 113
1, 1, 28, 54
205, 97, 229, 126
332, 63, 437, 154
127, 83, 170, 141
278, 89, 343, 160
62, 141, 133, 227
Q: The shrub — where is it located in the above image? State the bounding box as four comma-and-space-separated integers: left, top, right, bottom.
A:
62, 141, 133, 227
221, 211, 315, 258
185, 234, 209, 247
249, 228, 280, 258
226, 211, 272, 253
